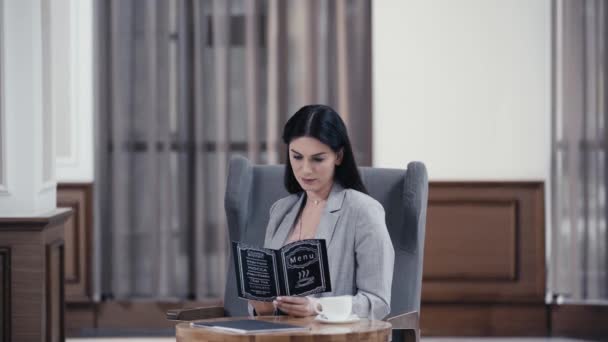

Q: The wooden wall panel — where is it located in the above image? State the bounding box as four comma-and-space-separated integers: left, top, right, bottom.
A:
425, 199, 517, 281
420, 182, 546, 336
46, 240, 65, 342
58, 180, 607, 338
422, 182, 545, 303
57, 183, 93, 303
60, 181, 554, 337
0, 209, 71, 342
0, 248, 10, 342
62, 201, 79, 283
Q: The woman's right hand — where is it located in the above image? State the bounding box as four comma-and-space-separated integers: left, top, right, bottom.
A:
249, 300, 275, 316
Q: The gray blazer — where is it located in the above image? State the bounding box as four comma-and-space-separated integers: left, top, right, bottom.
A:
264, 182, 395, 320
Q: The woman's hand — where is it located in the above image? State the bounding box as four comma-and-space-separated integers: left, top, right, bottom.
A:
274, 296, 318, 317
249, 300, 275, 316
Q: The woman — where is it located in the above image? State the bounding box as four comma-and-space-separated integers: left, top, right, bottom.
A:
249, 105, 394, 320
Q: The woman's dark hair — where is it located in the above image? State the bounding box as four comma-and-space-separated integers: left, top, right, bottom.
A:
282, 104, 367, 194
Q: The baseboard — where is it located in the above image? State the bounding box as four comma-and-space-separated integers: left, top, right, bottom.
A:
550, 304, 608, 339
420, 303, 548, 336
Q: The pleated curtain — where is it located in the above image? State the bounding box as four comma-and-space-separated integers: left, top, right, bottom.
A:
95, 0, 371, 300
551, 0, 608, 303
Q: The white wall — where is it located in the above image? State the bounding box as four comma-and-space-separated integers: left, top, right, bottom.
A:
372, 0, 551, 181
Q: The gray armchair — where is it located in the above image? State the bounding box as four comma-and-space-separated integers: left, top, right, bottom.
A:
168, 155, 428, 341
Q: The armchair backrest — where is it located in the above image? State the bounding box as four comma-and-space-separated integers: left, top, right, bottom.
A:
223, 156, 428, 318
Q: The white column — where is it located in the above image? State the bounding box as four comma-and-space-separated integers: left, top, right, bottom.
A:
0, 0, 57, 216
55, 0, 94, 182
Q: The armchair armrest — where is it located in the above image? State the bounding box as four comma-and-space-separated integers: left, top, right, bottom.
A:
166, 306, 225, 322
386, 310, 418, 329
386, 311, 419, 342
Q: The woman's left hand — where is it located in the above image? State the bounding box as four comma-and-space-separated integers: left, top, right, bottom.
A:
274, 296, 317, 317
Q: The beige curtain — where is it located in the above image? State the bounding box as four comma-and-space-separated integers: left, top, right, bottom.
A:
96, 0, 371, 300
551, 0, 608, 303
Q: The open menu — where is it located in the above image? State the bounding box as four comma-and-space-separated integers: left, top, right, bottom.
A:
232, 239, 332, 301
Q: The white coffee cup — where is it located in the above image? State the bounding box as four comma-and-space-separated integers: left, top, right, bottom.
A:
314, 295, 352, 321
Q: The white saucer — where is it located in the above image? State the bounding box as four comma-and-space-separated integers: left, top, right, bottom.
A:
314, 314, 360, 324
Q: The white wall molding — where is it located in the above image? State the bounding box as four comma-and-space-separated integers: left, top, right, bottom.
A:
55, 0, 94, 182
56, 0, 76, 166
0, 0, 7, 196
40, 0, 55, 188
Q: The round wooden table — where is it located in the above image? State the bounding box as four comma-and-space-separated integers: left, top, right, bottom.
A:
176, 316, 392, 342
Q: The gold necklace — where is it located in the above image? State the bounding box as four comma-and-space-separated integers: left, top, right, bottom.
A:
311, 198, 325, 206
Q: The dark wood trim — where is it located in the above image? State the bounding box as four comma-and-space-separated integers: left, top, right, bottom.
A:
550, 304, 608, 338
57, 182, 94, 190
0, 208, 72, 230
106, 140, 285, 153
0, 247, 10, 342
420, 303, 548, 336
59, 197, 80, 283
57, 183, 93, 303
46, 239, 65, 342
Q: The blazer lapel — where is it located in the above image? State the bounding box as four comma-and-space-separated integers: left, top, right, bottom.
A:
266, 183, 347, 249
266, 194, 305, 249
315, 183, 347, 245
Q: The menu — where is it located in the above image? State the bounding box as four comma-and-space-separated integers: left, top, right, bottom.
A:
232, 239, 332, 301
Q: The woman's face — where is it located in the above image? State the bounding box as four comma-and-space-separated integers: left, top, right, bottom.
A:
289, 137, 342, 195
